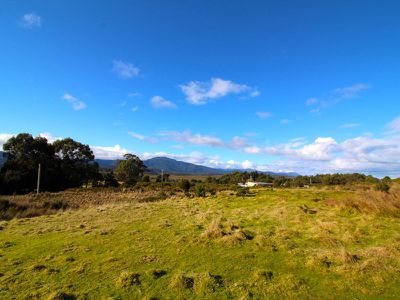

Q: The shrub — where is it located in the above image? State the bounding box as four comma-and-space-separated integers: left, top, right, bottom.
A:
195, 184, 206, 197
236, 187, 250, 197
375, 181, 390, 192
179, 179, 191, 193
103, 172, 119, 187
141, 175, 150, 182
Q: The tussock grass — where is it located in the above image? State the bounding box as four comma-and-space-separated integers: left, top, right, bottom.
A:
0, 188, 399, 298
169, 273, 194, 290
114, 271, 141, 288
327, 187, 400, 216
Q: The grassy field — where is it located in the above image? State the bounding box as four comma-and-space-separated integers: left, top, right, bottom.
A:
1, 187, 400, 299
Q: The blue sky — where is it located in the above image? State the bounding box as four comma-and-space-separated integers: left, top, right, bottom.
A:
1, 1, 400, 176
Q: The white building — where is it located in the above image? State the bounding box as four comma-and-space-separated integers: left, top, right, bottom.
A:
238, 181, 273, 187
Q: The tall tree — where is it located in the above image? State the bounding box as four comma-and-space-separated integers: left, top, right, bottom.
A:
53, 138, 99, 188
0, 133, 62, 193
114, 153, 146, 185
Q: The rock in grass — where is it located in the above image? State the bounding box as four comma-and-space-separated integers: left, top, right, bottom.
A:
115, 271, 141, 288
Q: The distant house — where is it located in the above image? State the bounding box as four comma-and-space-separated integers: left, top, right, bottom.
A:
238, 181, 273, 188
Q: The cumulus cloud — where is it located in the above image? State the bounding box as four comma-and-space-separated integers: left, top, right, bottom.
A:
241, 160, 253, 169
150, 95, 177, 109
159, 130, 224, 147
256, 111, 272, 119
62, 93, 86, 110
180, 78, 259, 105
266, 137, 339, 161
259, 134, 400, 176
0, 133, 14, 150
91, 145, 130, 159
20, 13, 42, 29
244, 146, 262, 154
112, 60, 140, 78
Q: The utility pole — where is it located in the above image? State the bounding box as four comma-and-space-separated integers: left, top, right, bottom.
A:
161, 169, 164, 193
36, 163, 41, 195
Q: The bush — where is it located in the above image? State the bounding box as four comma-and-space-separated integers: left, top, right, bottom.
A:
179, 179, 191, 193
195, 184, 206, 197
103, 172, 119, 187
141, 175, 150, 182
236, 187, 250, 197
375, 181, 390, 192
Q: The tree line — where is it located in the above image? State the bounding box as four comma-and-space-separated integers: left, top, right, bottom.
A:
0, 133, 146, 194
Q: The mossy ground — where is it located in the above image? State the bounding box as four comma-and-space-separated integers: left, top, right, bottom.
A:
1, 188, 399, 299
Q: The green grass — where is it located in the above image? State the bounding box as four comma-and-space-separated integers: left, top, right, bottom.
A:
1, 188, 400, 299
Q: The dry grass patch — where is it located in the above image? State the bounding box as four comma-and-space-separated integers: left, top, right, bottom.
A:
169, 273, 194, 290
114, 271, 141, 288
327, 189, 400, 216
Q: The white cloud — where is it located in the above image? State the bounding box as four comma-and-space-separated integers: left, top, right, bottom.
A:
386, 116, 400, 133
241, 160, 253, 169
150, 95, 177, 109
62, 93, 87, 111
112, 60, 140, 78
339, 123, 360, 129
91, 145, 130, 159
180, 78, 259, 105
0, 134, 14, 150
39, 132, 62, 143
20, 13, 42, 29
159, 130, 224, 147
266, 137, 338, 161
128, 132, 158, 143
131, 106, 139, 112
256, 111, 272, 119
244, 146, 262, 154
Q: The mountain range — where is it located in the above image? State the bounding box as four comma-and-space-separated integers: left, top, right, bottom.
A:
0, 151, 298, 177
96, 156, 299, 177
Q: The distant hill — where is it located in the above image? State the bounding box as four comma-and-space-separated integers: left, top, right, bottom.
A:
1, 153, 298, 176
96, 156, 299, 177
144, 157, 226, 175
